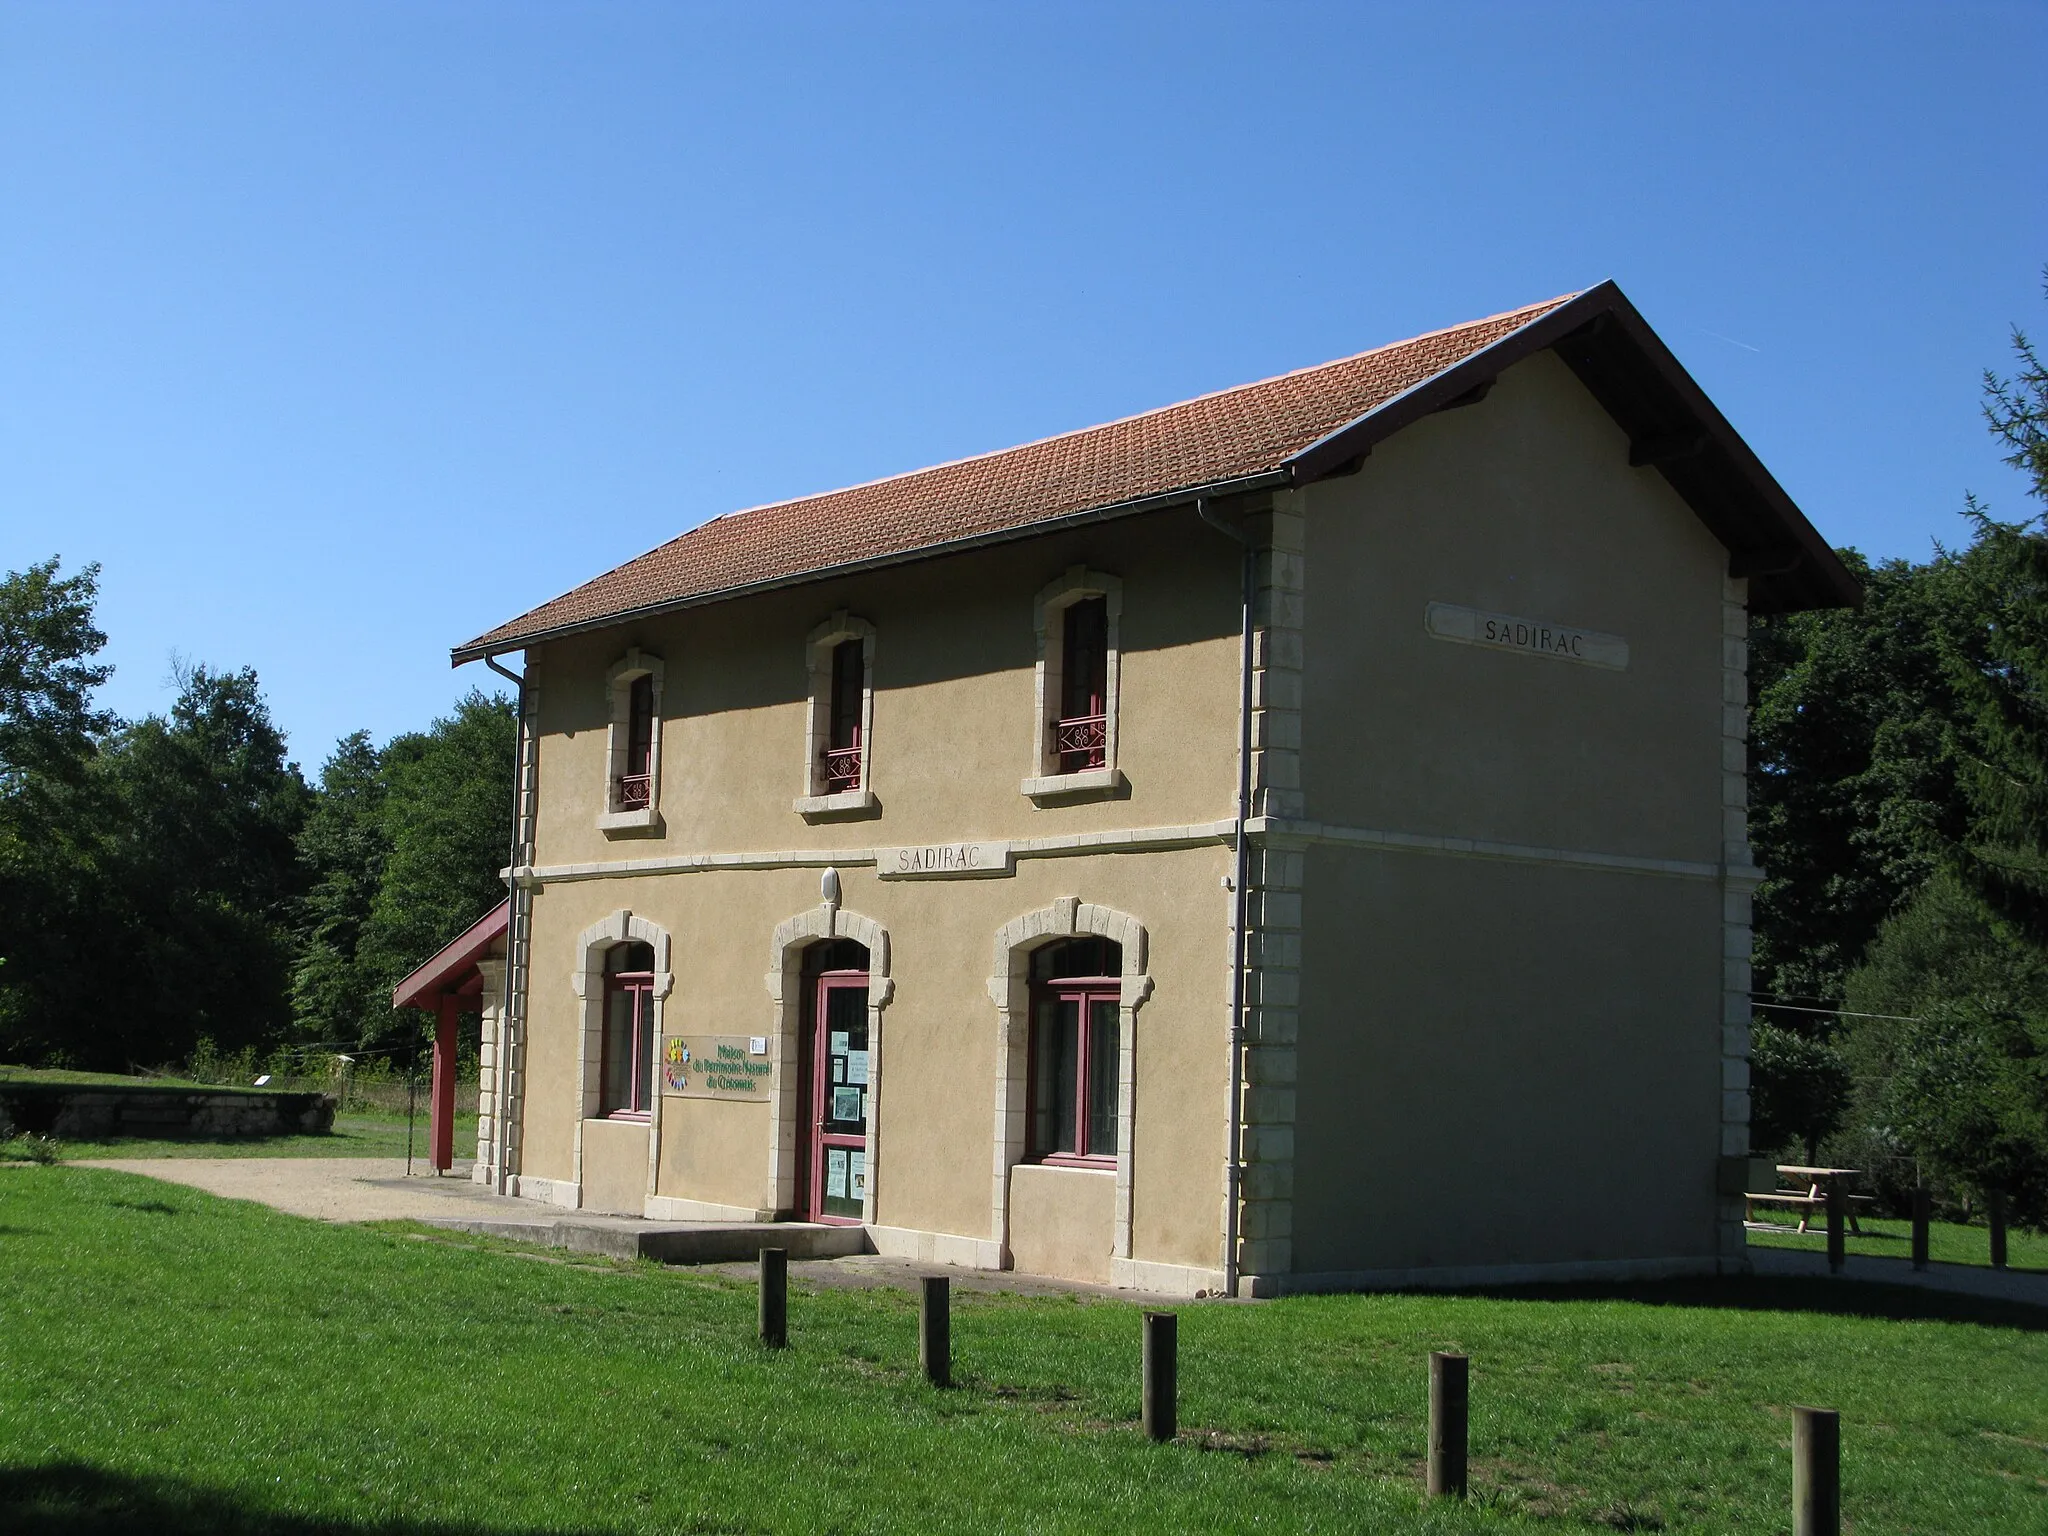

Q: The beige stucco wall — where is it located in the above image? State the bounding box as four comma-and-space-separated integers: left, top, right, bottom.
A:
1008, 1163, 1115, 1284
525, 506, 1242, 872
514, 791, 1234, 1277
504, 342, 1745, 1289
579, 1117, 649, 1217
1287, 349, 1731, 1276
1292, 852, 1722, 1272
1300, 348, 1727, 864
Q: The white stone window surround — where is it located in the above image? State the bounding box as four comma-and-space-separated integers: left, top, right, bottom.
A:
567, 909, 675, 1210
598, 649, 665, 836
762, 874, 894, 1223
793, 612, 879, 819
1023, 567, 1126, 802
987, 896, 1153, 1279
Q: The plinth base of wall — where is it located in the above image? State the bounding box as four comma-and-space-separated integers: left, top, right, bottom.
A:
1240, 1253, 1742, 1298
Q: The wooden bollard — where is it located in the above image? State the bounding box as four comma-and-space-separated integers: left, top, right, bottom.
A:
919, 1274, 950, 1387
1825, 1186, 1845, 1274
1792, 1405, 1840, 1536
1427, 1351, 1469, 1499
1988, 1188, 2008, 1270
758, 1247, 788, 1348
1910, 1187, 1930, 1271
1142, 1311, 1177, 1442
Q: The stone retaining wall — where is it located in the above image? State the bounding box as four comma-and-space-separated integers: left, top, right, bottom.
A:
0, 1083, 336, 1140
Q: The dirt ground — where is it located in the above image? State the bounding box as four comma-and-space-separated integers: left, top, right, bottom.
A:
66, 1155, 1138, 1300
73, 1156, 512, 1224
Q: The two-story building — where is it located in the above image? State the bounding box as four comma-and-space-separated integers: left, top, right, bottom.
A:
449, 283, 1854, 1297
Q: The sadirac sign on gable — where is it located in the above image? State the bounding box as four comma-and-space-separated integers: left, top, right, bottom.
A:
1424, 601, 1629, 670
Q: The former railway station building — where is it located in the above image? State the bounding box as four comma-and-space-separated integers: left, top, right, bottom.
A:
438, 283, 1855, 1296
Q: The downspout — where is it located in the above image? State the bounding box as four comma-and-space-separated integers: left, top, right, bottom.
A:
1195, 496, 1256, 1299
485, 653, 533, 1198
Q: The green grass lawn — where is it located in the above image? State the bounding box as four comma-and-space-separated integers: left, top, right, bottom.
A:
1747, 1213, 2048, 1272
9, 1110, 482, 1163
1, 1167, 2042, 1534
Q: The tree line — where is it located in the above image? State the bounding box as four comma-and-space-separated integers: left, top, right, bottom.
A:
0, 574, 511, 1075
1750, 281, 2048, 1223
2, 284, 2045, 1223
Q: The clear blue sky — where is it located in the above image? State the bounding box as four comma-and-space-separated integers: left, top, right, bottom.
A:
3, 2, 2044, 769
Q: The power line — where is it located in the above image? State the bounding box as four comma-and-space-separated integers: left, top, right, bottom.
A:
1749, 999, 1924, 1023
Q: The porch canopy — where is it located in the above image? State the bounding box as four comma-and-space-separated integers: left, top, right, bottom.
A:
392, 901, 508, 1173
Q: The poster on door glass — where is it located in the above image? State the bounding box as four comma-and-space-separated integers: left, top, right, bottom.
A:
829, 1030, 849, 1055
826, 1148, 849, 1199
831, 1086, 861, 1124
845, 1049, 868, 1085
850, 1151, 867, 1200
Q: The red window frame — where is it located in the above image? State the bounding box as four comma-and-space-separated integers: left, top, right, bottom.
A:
1054, 597, 1108, 773
601, 954, 655, 1120
617, 674, 655, 810
1025, 971, 1121, 1169
821, 638, 864, 792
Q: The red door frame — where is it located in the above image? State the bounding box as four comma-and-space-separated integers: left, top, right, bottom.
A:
430, 992, 459, 1171
799, 969, 870, 1225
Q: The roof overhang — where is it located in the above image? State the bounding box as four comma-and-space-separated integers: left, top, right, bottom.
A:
1283, 281, 1859, 615
391, 900, 509, 1010
449, 467, 1294, 664
454, 281, 1854, 664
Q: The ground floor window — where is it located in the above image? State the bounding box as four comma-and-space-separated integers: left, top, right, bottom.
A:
601, 940, 655, 1117
1027, 937, 1121, 1165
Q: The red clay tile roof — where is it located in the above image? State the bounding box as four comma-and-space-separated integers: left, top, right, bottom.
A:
459, 295, 1580, 657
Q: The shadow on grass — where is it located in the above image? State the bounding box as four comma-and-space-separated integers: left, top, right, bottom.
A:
0, 1463, 581, 1536
1453, 1274, 2048, 1332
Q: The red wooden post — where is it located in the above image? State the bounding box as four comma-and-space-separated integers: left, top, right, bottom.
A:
431, 992, 459, 1172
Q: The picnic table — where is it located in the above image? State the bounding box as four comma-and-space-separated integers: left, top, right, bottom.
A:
1745, 1165, 1873, 1234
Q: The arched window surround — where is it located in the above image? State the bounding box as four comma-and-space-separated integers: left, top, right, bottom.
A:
987, 897, 1152, 1270
794, 611, 879, 820
1023, 568, 1126, 802
568, 909, 674, 1209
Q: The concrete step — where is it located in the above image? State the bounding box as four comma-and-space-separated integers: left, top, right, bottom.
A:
424, 1216, 871, 1265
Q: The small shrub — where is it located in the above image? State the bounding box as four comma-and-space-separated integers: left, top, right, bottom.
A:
2, 1132, 62, 1164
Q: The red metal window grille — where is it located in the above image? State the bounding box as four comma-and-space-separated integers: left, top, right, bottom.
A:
1025, 937, 1122, 1167
617, 674, 655, 809
822, 637, 864, 791
601, 941, 656, 1118
1054, 597, 1108, 773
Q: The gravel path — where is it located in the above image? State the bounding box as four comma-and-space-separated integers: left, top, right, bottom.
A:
73, 1156, 521, 1224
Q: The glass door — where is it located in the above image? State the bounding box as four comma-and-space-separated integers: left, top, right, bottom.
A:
806, 975, 870, 1223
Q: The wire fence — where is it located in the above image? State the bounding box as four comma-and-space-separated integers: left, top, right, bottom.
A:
147, 1038, 482, 1117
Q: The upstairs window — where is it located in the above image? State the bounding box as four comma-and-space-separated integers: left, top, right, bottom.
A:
1056, 597, 1109, 773
1024, 569, 1123, 800
1027, 937, 1123, 1165
601, 649, 664, 834
795, 612, 877, 818
621, 675, 655, 809
824, 638, 865, 793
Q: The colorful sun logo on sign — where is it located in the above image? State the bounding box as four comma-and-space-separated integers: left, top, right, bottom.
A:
662, 1037, 691, 1091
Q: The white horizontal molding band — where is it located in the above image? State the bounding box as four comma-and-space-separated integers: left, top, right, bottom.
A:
508, 815, 1734, 889
1249, 816, 1727, 882
514, 819, 1238, 888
